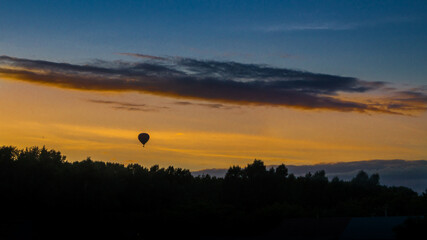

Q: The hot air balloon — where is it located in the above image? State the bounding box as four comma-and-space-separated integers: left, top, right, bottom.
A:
138, 133, 150, 147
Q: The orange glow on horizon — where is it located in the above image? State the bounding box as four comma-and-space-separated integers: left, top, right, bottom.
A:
1, 79, 426, 170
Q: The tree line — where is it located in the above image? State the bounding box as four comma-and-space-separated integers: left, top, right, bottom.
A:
0, 145, 426, 239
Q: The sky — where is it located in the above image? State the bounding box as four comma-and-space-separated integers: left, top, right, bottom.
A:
0, 0, 426, 170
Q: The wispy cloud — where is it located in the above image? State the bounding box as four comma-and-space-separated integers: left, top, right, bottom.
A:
174, 101, 238, 110
258, 22, 359, 32
0, 54, 426, 114
254, 17, 416, 32
87, 99, 169, 112
115, 52, 168, 61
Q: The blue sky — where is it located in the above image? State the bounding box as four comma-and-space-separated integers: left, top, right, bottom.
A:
1, 0, 426, 85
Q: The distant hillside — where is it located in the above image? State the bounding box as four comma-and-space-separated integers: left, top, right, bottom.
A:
192, 160, 427, 193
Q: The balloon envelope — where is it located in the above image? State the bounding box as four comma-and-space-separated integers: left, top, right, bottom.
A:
138, 133, 150, 146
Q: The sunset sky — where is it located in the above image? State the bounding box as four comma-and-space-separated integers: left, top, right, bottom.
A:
1, 0, 426, 170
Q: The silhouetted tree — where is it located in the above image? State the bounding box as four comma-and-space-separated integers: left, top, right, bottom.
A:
244, 159, 266, 179
275, 164, 288, 178
1, 145, 426, 239
369, 173, 380, 186
352, 170, 369, 184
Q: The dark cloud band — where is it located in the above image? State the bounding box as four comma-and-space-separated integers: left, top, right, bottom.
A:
0, 55, 425, 114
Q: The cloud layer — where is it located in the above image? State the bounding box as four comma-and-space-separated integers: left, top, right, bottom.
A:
0, 55, 426, 114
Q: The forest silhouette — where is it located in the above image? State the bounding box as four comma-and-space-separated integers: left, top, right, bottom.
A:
1, 145, 426, 239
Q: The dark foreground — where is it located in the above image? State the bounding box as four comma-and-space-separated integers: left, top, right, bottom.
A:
1, 146, 426, 239
1, 216, 426, 239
